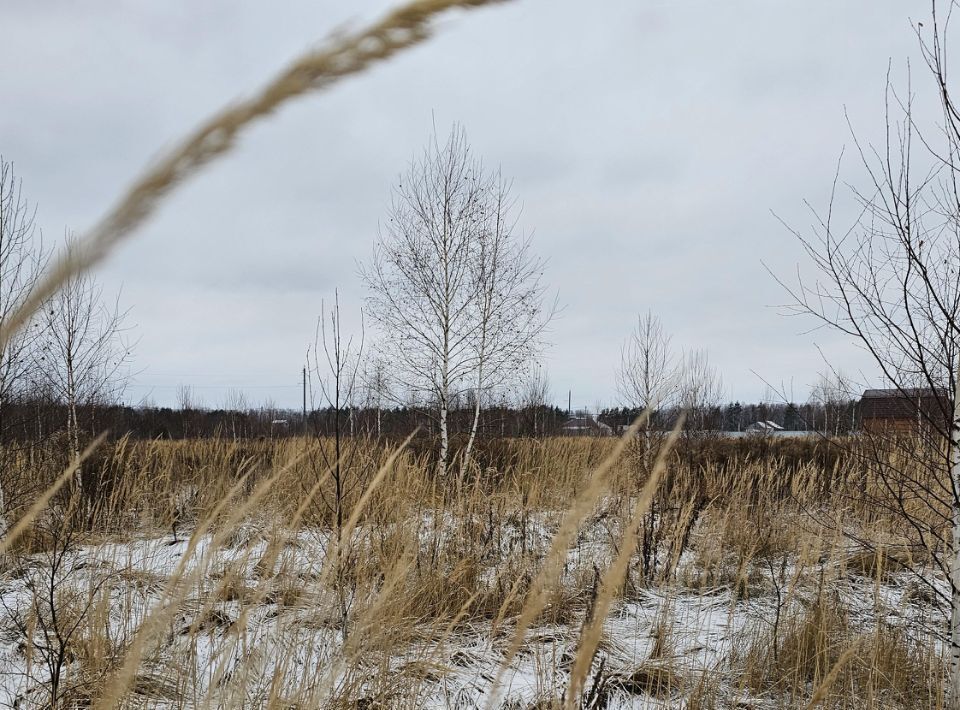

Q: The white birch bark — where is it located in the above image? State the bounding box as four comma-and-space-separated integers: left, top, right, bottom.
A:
463, 385, 481, 473
949, 364, 960, 709
438, 395, 449, 477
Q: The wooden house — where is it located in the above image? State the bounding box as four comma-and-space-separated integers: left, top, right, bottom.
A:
859, 388, 949, 433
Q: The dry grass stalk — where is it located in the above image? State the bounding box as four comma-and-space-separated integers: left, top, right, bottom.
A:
0, 432, 106, 556
486, 415, 648, 708
92, 450, 307, 709
804, 644, 858, 709
564, 419, 683, 707
0, 0, 509, 352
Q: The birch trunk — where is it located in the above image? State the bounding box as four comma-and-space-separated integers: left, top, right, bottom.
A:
439, 317, 450, 476
0, 404, 6, 535
438, 397, 449, 478
463, 356, 484, 473
950, 364, 960, 710
463, 395, 481, 474
643, 426, 652, 472
68, 397, 80, 482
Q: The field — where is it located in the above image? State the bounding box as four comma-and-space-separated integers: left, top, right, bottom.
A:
0, 433, 946, 709
6, 0, 960, 708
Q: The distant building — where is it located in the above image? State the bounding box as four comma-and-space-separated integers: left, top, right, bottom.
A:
859, 388, 949, 433
561, 413, 613, 437
744, 420, 784, 434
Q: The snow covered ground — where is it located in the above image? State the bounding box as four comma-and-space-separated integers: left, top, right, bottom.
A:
0, 512, 945, 709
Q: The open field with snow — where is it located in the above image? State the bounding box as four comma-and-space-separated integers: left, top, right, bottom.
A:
0, 435, 947, 708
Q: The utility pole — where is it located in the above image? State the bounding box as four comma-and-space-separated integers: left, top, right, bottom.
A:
568, 390, 571, 416
302, 366, 308, 436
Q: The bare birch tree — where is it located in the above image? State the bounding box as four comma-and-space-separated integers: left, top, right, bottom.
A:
0, 159, 47, 433
0, 156, 46, 498
776, 5, 960, 703
305, 292, 367, 639
517, 362, 551, 437
0, 158, 48, 525
461, 174, 551, 471
360, 353, 390, 438
307, 290, 364, 537
678, 349, 723, 430
617, 311, 678, 466
39, 236, 132, 469
363, 125, 550, 475
808, 369, 857, 436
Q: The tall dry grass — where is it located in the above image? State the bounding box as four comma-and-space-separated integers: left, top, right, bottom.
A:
0, 433, 946, 708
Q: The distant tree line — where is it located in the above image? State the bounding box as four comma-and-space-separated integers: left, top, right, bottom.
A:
599, 398, 860, 436
0, 398, 571, 444
0, 393, 865, 448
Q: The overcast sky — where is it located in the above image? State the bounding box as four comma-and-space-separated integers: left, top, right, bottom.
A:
2, 1, 935, 410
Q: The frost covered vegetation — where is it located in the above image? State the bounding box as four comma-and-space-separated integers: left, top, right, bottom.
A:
0, 434, 947, 708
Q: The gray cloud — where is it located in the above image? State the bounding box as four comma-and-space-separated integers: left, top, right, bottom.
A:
2, 0, 928, 408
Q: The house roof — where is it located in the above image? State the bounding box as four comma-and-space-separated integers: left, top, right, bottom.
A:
862, 387, 949, 399
860, 387, 950, 422
746, 420, 784, 432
